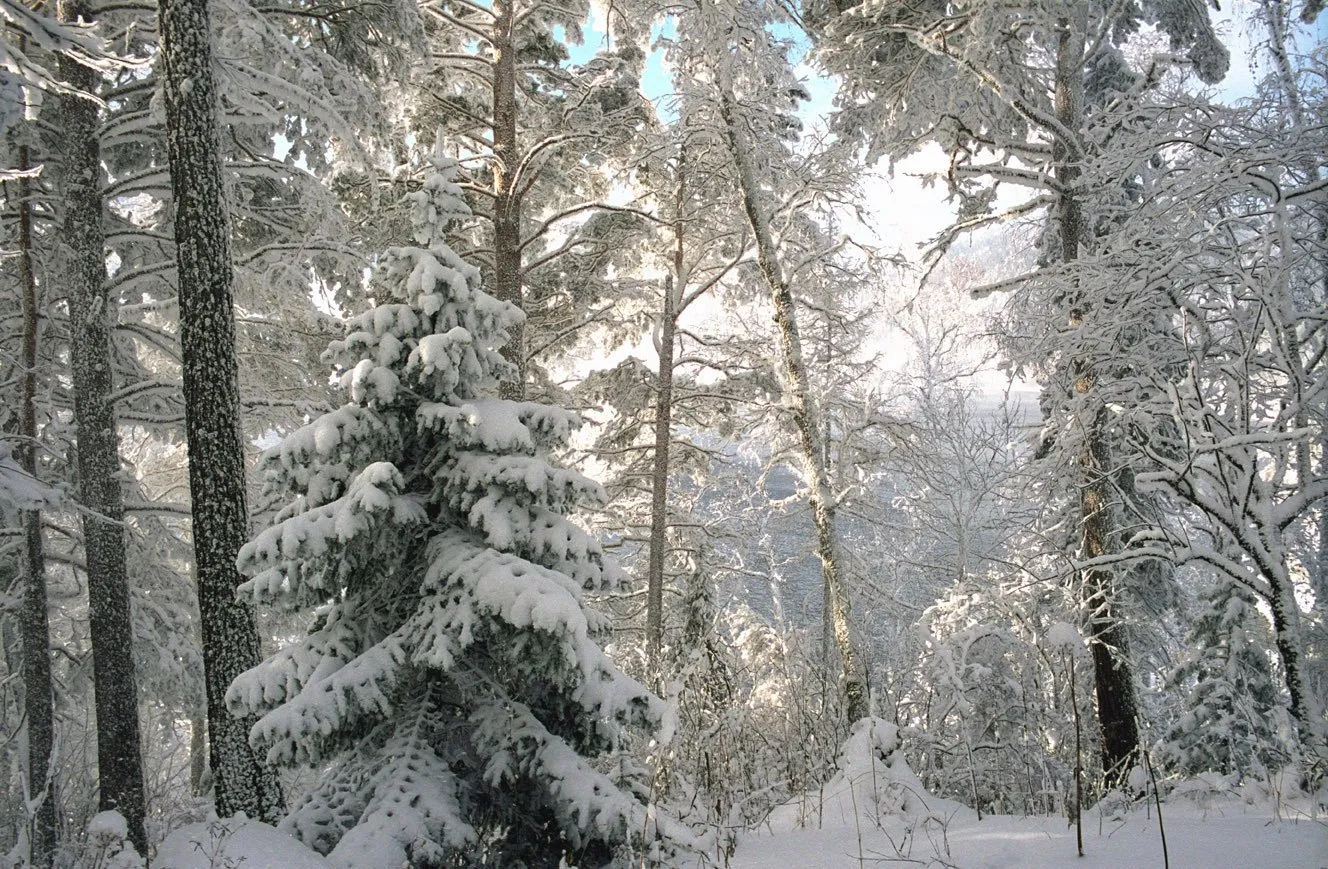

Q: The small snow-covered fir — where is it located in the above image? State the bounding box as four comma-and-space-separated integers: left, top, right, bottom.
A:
226, 145, 689, 868
1160, 574, 1291, 779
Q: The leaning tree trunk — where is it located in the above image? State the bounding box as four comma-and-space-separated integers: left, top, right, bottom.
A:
57, 5, 148, 851
158, 0, 284, 821
15, 142, 57, 869
1265, 559, 1312, 733
1055, 5, 1140, 788
491, 0, 524, 399
716, 85, 867, 724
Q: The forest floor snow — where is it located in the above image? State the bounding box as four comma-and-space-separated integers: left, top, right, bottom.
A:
151, 797, 1328, 868
723, 719, 1327, 868
726, 799, 1328, 868
154, 717, 1327, 869
157, 815, 334, 869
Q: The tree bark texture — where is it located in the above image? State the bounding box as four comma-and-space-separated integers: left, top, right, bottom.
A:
1261, 2, 1325, 740
645, 274, 677, 670
1318, 433, 1328, 614
1079, 412, 1141, 788
717, 87, 867, 723
645, 161, 688, 671
15, 142, 57, 869
1267, 571, 1312, 732
57, 8, 149, 850
1056, 5, 1140, 786
190, 715, 208, 795
491, 0, 524, 398
158, 0, 284, 821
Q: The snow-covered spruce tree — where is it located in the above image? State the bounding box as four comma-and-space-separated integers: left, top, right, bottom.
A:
1160, 570, 1289, 781
227, 150, 689, 869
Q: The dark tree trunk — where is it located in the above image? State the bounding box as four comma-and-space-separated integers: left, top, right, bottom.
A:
158, 0, 283, 821
645, 162, 687, 671
1267, 577, 1311, 733
15, 142, 57, 869
1081, 417, 1141, 788
1055, 5, 1140, 786
57, 6, 149, 851
190, 715, 208, 796
1318, 432, 1328, 615
645, 275, 676, 670
491, 0, 524, 398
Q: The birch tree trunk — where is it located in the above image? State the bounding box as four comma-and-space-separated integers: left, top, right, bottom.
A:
1055, 5, 1140, 787
158, 0, 284, 820
57, 5, 148, 849
15, 141, 57, 869
716, 86, 867, 723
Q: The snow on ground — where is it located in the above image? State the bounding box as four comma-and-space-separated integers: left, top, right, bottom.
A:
148, 722, 1327, 869
728, 801, 1328, 868
149, 797, 1327, 868
156, 815, 332, 869
721, 718, 1328, 868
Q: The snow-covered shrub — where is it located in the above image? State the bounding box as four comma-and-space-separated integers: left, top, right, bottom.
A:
644, 548, 847, 860
808, 718, 967, 823
897, 569, 1085, 817
762, 716, 969, 869
83, 811, 145, 869
226, 146, 691, 868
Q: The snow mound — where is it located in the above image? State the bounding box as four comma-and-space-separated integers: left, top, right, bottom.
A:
769, 717, 972, 830
157, 816, 333, 869
85, 811, 143, 869
1044, 621, 1085, 652
88, 810, 129, 843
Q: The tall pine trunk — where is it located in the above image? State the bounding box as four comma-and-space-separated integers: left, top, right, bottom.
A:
15, 142, 57, 869
645, 275, 675, 670
1055, 5, 1139, 787
1079, 412, 1141, 786
57, 5, 148, 850
491, 0, 524, 398
158, 0, 283, 820
717, 85, 867, 724
645, 160, 687, 671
